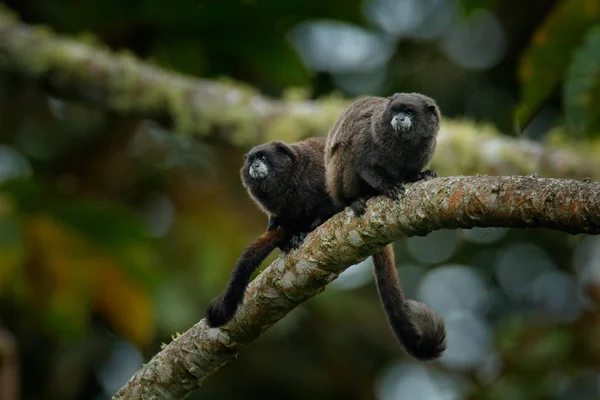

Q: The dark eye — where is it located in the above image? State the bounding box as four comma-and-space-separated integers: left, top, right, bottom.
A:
260, 154, 267, 161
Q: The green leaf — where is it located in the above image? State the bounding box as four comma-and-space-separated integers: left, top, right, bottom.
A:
515, 0, 600, 129
564, 24, 600, 136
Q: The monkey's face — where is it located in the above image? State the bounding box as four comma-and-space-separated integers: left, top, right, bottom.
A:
248, 156, 269, 179
385, 93, 440, 138
390, 108, 413, 132
241, 141, 296, 189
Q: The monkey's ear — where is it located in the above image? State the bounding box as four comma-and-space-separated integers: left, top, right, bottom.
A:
274, 142, 296, 159
426, 104, 437, 113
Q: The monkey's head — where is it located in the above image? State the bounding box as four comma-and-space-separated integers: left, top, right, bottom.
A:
241, 140, 296, 193
382, 93, 441, 139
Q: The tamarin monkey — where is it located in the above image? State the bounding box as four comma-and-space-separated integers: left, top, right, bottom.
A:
206, 137, 336, 327
325, 92, 447, 361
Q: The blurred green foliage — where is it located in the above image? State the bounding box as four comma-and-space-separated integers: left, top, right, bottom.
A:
515, 0, 600, 136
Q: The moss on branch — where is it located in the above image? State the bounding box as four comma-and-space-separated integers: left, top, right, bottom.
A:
0, 9, 599, 180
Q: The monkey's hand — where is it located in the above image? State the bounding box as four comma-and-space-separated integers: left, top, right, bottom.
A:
280, 231, 308, 252
408, 169, 437, 182
350, 197, 368, 217
384, 184, 406, 200
279, 216, 327, 251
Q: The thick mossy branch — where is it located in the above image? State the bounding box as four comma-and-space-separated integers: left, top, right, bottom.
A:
0, 9, 346, 147
114, 175, 600, 399
0, 10, 599, 180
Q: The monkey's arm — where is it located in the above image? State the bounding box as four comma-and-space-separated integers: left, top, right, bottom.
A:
206, 227, 286, 327
359, 166, 407, 197
350, 167, 406, 216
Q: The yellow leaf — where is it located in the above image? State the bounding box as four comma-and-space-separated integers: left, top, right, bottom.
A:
24, 214, 155, 346
94, 265, 155, 347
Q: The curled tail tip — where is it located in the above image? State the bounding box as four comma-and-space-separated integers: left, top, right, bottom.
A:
402, 300, 447, 362
205, 297, 235, 328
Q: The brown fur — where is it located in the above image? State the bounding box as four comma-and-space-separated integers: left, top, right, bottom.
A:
326, 92, 440, 214
325, 93, 447, 361
372, 245, 446, 361
206, 137, 336, 327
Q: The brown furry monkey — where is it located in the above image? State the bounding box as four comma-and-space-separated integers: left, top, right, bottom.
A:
325, 92, 446, 361
206, 137, 336, 327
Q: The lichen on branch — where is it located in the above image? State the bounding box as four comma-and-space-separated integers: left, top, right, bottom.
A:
113, 175, 600, 399
0, 9, 599, 180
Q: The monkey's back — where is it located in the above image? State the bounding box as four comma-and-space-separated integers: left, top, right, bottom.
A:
325, 96, 385, 206
283, 137, 336, 227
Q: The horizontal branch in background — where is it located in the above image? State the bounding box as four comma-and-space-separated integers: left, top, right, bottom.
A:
113, 175, 600, 399
0, 9, 599, 180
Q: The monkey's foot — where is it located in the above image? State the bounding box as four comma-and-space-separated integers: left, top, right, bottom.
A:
408, 169, 437, 182
385, 184, 406, 200
350, 198, 368, 216
206, 296, 237, 327
281, 231, 308, 252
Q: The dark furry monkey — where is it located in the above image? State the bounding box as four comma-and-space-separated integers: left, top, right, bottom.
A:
206, 137, 336, 327
325, 92, 447, 361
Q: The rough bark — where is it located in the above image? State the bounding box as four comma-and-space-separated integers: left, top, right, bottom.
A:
0, 9, 599, 180
113, 175, 600, 399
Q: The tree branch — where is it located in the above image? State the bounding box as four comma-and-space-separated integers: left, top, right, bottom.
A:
113, 175, 600, 399
0, 9, 599, 180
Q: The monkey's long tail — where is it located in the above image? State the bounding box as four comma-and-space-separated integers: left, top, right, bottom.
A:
372, 244, 447, 361
206, 228, 286, 328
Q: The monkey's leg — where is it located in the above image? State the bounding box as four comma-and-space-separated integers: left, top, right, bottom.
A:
358, 167, 406, 207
